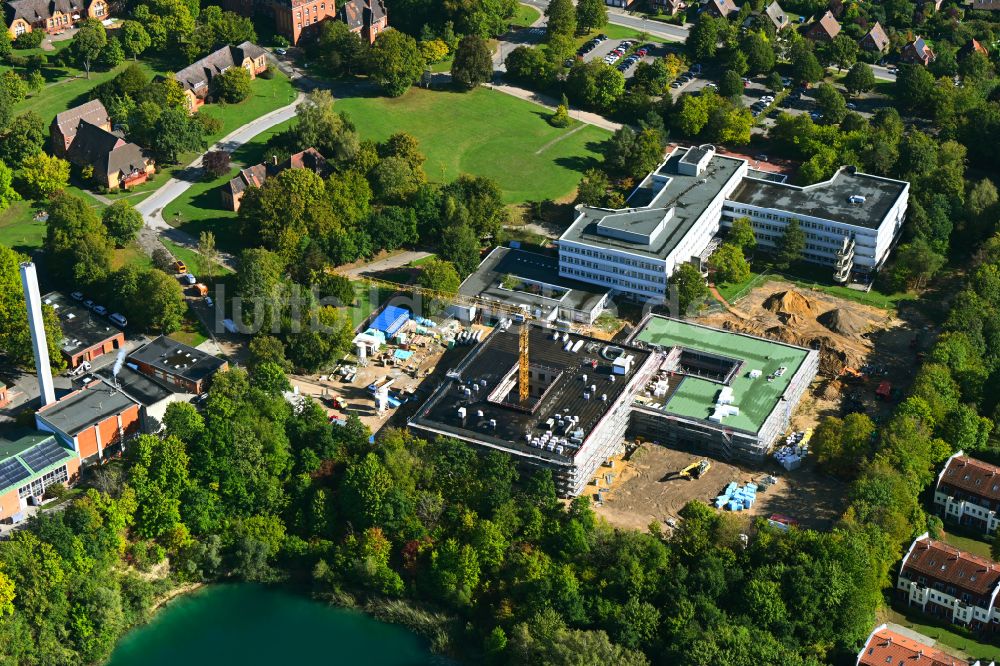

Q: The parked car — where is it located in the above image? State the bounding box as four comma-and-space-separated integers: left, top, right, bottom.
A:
109, 313, 127, 328
670, 81, 682, 88
83, 299, 95, 309
846, 102, 857, 110
564, 58, 575, 67
172, 260, 187, 274
205, 297, 214, 307
93, 305, 108, 316
636, 47, 648, 56
755, 154, 768, 162
181, 273, 197, 285
596, 34, 608, 41
274, 48, 287, 56
70, 291, 83, 301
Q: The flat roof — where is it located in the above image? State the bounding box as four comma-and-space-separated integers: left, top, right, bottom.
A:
93, 365, 175, 406
559, 146, 746, 260
410, 325, 651, 462
0, 432, 75, 496
36, 381, 138, 436
41, 292, 122, 357
630, 316, 809, 433
128, 336, 227, 384
728, 167, 907, 229
459, 247, 610, 315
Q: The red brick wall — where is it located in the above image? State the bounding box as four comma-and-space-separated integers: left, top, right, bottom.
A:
66, 455, 81, 484
77, 428, 99, 459
66, 332, 125, 368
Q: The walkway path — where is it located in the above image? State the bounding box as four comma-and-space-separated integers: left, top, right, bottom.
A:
708, 282, 748, 319
535, 123, 585, 154
337, 250, 434, 279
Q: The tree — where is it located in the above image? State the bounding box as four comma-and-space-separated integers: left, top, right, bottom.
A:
371, 156, 424, 203
72, 19, 107, 79
369, 29, 425, 97
294, 90, 360, 164
887, 239, 945, 290
824, 34, 859, 71
719, 70, 743, 99
44, 192, 113, 285
18, 152, 70, 198
546, 0, 576, 39
99, 37, 125, 69
315, 19, 368, 77
672, 263, 707, 315
504, 46, 553, 85
576, 0, 608, 33
815, 83, 847, 124
894, 64, 935, 115
203, 150, 231, 177
0, 161, 18, 213
566, 61, 624, 111
843, 62, 875, 96
604, 126, 664, 180
765, 71, 783, 92
741, 32, 775, 75
212, 66, 252, 103
152, 107, 205, 163
687, 16, 720, 61
451, 35, 492, 89
791, 47, 824, 84
120, 21, 151, 61
101, 201, 144, 248
710, 243, 751, 283
197, 231, 220, 279
728, 217, 756, 254
419, 258, 461, 294
440, 222, 481, 276
0, 112, 45, 166
0, 72, 27, 106
0, 244, 64, 371
774, 219, 805, 269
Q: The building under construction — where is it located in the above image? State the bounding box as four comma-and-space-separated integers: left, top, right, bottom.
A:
409, 323, 658, 497
409, 314, 818, 496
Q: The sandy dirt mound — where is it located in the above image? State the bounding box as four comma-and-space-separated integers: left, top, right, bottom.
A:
763, 290, 816, 319
817, 308, 871, 337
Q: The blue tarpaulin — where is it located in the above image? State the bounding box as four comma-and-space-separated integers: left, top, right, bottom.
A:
393, 349, 414, 361
371, 305, 410, 337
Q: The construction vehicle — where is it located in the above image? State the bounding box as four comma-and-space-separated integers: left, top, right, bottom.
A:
839, 366, 865, 384
678, 459, 711, 480
875, 380, 892, 401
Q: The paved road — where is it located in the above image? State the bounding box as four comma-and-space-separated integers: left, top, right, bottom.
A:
517, 0, 896, 81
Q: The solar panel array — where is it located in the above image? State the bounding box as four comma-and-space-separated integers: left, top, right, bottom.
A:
21, 440, 68, 473
0, 459, 29, 491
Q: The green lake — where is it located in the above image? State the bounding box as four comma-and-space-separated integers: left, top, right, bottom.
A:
105, 584, 445, 665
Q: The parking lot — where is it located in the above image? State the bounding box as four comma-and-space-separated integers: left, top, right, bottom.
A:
575, 35, 667, 79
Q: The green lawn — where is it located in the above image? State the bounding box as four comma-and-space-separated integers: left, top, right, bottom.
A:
334, 86, 609, 203
511, 4, 542, 27
168, 306, 210, 348
0, 201, 47, 253
884, 607, 1000, 663
941, 530, 993, 559
162, 118, 296, 252
197, 71, 296, 145
161, 237, 233, 277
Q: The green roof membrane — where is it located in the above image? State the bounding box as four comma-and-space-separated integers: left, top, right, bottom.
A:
633, 317, 809, 434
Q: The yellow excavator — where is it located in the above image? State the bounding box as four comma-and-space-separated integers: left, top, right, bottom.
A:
678, 459, 711, 480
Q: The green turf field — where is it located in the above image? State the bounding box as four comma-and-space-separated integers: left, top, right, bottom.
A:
334, 86, 609, 203
632, 315, 810, 433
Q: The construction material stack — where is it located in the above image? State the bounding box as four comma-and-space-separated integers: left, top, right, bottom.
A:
773, 429, 812, 471
714, 481, 757, 511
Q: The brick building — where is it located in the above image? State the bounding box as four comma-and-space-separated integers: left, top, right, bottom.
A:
35, 381, 141, 463
897, 534, 1000, 632
0, 433, 80, 523
0, 383, 8, 409
174, 41, 268, 112
127, 336, 229, 395
859, 22, 889, 53
222, 147, 327, 211
902, 36, 936, 65
805, 10, 841, 42
222, 0, 386, 45
4, 0, 109, 40
42, 292, 125, 369
51, 99, 110, 156
340, 0, 387, 44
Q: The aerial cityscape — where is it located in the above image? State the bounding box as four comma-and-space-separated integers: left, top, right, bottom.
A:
0, 0, 998, 663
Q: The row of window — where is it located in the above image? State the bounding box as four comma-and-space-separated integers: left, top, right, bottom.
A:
17, 464, 68, 500
561, 245, 662, 273
561, 267, 663, 295
561, 257, 666, 284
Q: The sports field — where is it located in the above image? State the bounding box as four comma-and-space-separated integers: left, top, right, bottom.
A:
632, 315, 810, 433
334, 86, 609, 203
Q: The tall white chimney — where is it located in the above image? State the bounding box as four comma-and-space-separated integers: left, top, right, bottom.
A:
19, 262, 56, 406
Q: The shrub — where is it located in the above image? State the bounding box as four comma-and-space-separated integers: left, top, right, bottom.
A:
14, 31, 43, 50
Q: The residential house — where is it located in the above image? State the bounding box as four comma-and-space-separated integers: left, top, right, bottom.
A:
703, 0, 739, 18
173, 41, 268, 112
50, 98, 110, 157
127, 335, 229, 395
341, 0, 388, 44
66, 121, 154, 190
649, 0, 686, 15
35, 380, 142, 463
902, 36, 936, 65
896, 534, 1000, 632
4, 0, 108, 39
857, 624, 983, 666
934, 451, 1000, 535
959, 38, 989, 58
805, 10, 841, 41
762, 0, 789, 29
222, 147, 328, 211
859, 22, 889, 53
0, 433, 80, 522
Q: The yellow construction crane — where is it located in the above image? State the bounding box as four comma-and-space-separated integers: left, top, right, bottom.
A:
519, 321, 530, 403
351, 275, 537, 402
